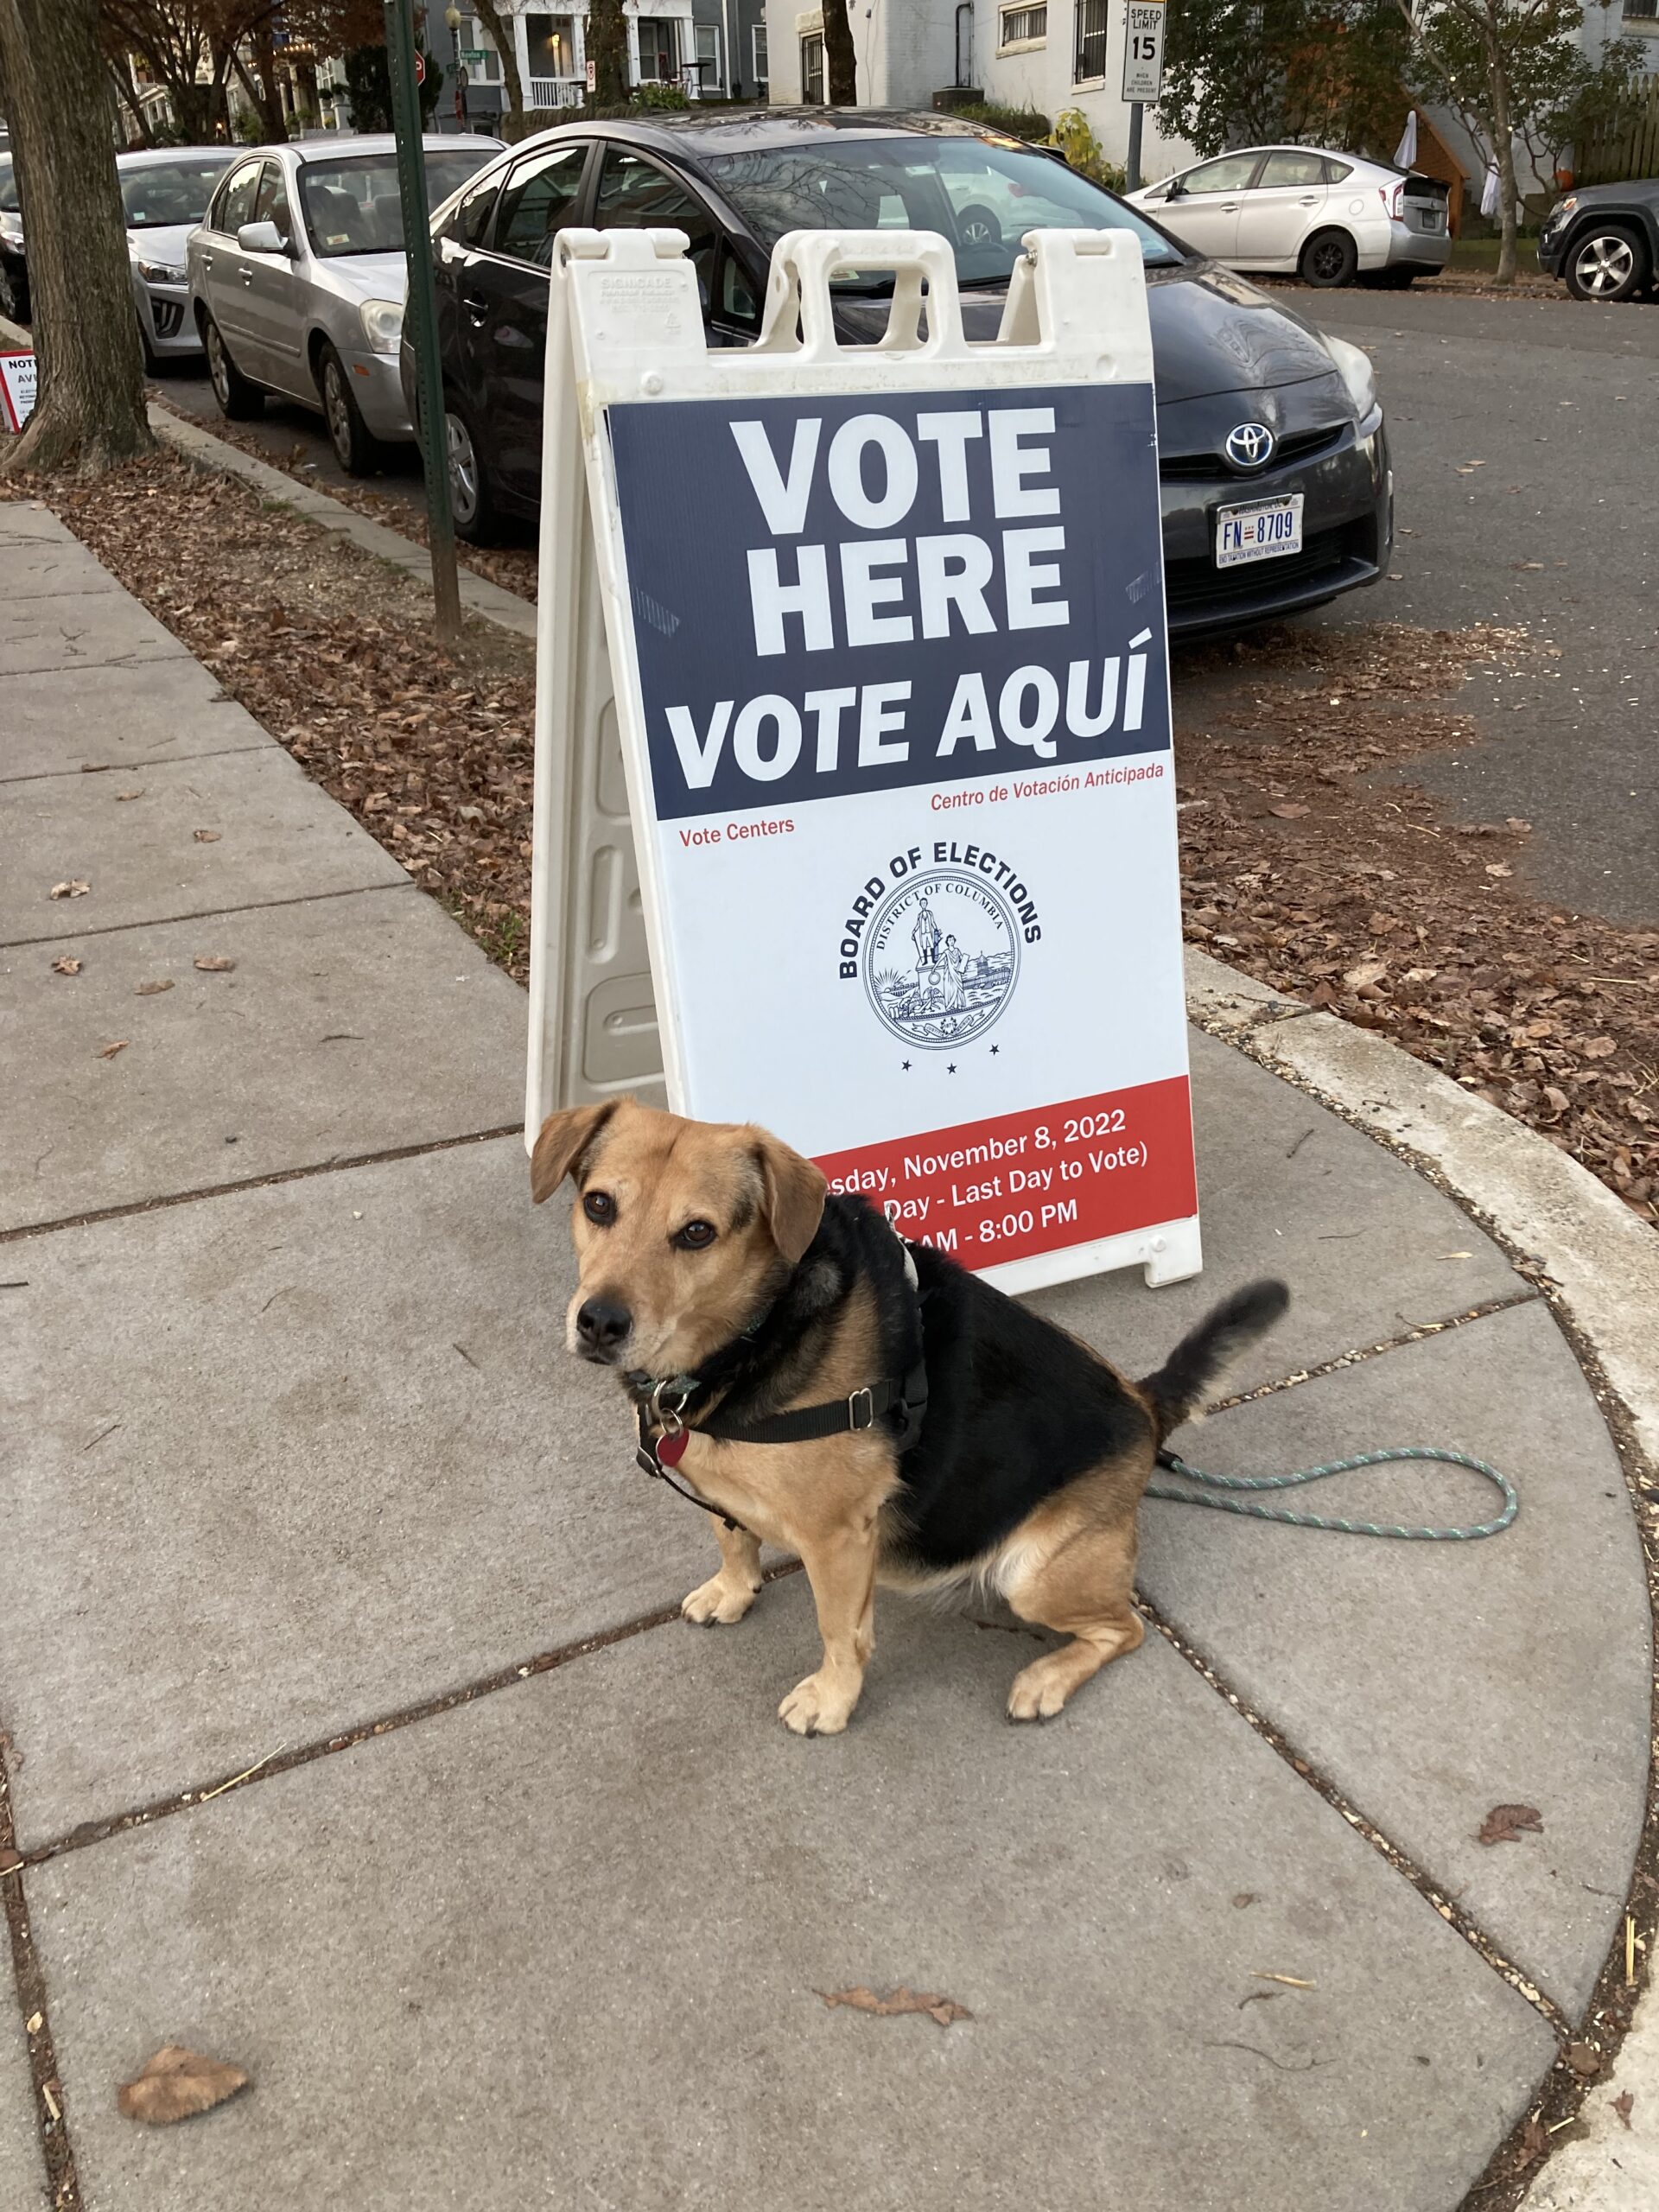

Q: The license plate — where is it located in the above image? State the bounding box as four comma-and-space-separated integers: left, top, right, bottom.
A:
1216, 494, 1303, 569
1412, 208, 1444, 232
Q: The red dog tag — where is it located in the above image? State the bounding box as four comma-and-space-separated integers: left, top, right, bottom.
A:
657, 1427, 690, 1469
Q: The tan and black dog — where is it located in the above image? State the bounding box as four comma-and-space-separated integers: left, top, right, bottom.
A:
532, 1096, 1287, 1736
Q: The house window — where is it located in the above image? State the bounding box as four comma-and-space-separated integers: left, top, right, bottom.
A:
1001, 3, 1047, 42
524, 13, 575, 78
753, 24, 770, 94
1623, 0, 1658, 19
695, 22, 722, 91
801, 32, 824, 103
1073, 0, 1108, 80
638, 16, 679, 80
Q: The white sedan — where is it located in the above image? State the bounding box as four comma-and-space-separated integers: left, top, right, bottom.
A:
1128, 146, 1451, 289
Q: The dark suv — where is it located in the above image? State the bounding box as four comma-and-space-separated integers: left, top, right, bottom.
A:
1538, 178, 1658, 302
408, 109, 1393, 639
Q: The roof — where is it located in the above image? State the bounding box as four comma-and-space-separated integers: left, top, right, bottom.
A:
519, 105, 1007, 160
283, 132, 503, 164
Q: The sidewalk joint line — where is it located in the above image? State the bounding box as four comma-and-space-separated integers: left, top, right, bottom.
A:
0, 1125, 523, 1244
1, 1750, 84, 2211
16, 1566, 804, 1869
0, 740, 271, 788
1134, 1592, 1575, 2041
1203, 1289, 1541, 1416
0, 876, 416, 952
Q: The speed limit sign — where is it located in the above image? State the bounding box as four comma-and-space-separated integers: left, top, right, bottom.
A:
1122, 1, 1165, 103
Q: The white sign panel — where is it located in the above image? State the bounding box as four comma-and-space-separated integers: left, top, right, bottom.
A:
537, 227, 1199, 1294
1122, 2, 1166, 104
0, 351, 37, 433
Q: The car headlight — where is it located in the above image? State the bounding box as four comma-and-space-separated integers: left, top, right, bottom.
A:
136, 257, 187, 285
359, 298, 404, 355
1323, 333, 1378, 420
1543, 195, 1577, 231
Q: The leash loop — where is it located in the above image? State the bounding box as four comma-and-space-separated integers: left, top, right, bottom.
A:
1148, 1445, 1518, 1541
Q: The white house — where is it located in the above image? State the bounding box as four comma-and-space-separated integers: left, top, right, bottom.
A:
765, 2, 1195, 175
440, 2, 768, 123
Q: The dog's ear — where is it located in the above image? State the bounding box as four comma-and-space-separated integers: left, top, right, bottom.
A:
752, 1130, 827, 1264
530, 1102, 617, 1205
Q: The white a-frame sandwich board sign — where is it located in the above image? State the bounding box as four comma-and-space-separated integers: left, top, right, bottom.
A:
527, 224, 1200, 1295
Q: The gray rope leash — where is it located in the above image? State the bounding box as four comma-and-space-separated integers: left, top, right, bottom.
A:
1149, 1445, 1519, 1541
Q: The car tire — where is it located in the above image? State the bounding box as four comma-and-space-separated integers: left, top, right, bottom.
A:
1564, 222, 1649, 303
954, 201, 1003, 250
320, 342, 383, 476
201, 311, 264, 419
1361, 267, 1418, 289
444, 395, 506, 545
1299, 229, 1359, 288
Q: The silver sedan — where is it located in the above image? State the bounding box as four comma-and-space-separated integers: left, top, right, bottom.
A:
119, 146, 239, 369
186, 132, 500, 474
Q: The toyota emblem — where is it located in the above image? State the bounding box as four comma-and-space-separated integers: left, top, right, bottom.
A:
1224, 423, 1275, 469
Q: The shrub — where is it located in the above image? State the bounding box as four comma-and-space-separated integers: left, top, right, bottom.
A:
1046, 108, 1127, 194
954, 101, 1052, 141
632, 81, 690, 111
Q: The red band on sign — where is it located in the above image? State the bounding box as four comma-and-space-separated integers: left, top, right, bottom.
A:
814, 1075, 1196, 1273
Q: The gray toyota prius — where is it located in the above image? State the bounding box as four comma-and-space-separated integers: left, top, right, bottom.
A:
409, 109, 1391, 639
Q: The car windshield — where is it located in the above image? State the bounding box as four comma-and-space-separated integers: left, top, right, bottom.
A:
299, 149, 494, 256
701, 133, 1185, 292
0, 160, 19, 215
120, 157, 234, 229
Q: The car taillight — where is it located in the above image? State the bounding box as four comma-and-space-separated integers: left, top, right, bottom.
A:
1380, 182, 1403, 219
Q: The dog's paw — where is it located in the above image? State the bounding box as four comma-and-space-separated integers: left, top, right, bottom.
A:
779, 1669, 858, 1737
681, 1573, 760, 1627
1007, 1652, 1078, 1724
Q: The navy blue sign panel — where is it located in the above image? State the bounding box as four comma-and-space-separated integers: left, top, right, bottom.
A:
606, 383, 1169, 823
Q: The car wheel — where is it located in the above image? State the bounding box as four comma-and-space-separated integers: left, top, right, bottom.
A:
1360, 267, 1418, 289
320, 343, 382, 476
1299, 229, 1359, 288
444, 397, 505, 545
201, 312, 264, 419
954, 201, 1003, 250
1564, 223, 1649, 302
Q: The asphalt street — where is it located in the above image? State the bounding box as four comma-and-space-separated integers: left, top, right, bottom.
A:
151, 283, 1659, 926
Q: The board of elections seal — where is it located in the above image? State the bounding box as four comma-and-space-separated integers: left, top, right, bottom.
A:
863, 869, 1020, 1050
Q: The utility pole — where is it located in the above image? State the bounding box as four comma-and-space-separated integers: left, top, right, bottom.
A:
384, 0, 462, 646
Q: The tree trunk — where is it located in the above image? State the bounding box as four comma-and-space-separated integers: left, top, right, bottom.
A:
823, 0, 856, 105
1484, 15, 1517, 287
250, 24, 290, 143
109, 56, 155, 146
471, 0, 524, 123
588, 0, 630, 106
0, 0, 152, 475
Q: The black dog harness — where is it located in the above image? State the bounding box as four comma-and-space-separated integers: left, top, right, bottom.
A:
631, 1230, 929, 1531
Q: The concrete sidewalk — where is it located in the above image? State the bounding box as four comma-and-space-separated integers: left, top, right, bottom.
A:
1, 500, 1653, 2212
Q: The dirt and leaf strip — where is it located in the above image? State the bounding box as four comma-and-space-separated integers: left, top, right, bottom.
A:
17, 455, 1657, 1232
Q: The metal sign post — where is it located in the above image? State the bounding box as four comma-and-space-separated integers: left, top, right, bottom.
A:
528, 224, 1200, 1295
1122, 0, 1166, 193
384, 0, 462, 646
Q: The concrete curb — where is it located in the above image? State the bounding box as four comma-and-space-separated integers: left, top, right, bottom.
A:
145, 403, 537, 642
1183, 947, 1659, 2210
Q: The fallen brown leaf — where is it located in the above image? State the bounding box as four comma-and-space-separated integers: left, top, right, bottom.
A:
194, 956, 237, 973
816, 1985, 971, 2028
115, 789, 145, 802
49, 880, 90, 900
1477, 1802, 1543, 1847
1613, 2090, 1634, 2129
50, 957, 83, 976
118, 2046, 249, 2125
135, 979, 174, 996
1566, 2040, 1602, 2079
1268, 802, 1311, 819
1343, 957, 1389, 991
193, 829, 222, 843
97, 1040, 130, 1060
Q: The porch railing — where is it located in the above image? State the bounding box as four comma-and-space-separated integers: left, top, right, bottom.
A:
527, 76, 586, 110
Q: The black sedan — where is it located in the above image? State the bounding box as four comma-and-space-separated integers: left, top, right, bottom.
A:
1537, 177, 1657, 302
408, 110, 1391, 638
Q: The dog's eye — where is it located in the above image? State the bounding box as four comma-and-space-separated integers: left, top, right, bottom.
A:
582, 1191, 616, 1226
674, 1220, 716, 1251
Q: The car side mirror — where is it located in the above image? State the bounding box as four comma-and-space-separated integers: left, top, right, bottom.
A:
1162, 180, 1182, 201
238, 219, 289, 255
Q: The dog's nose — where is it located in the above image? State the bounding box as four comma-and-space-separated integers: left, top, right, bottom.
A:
575, 1296, 632, 1355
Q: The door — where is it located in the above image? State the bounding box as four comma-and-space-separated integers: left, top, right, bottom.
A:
241, 158, 303, 389
1157, 152, 1262, 263
593, 144, 721, 321
199, 156, 264, 353
1234, 148, 1329, 270
465, 142, 593, 503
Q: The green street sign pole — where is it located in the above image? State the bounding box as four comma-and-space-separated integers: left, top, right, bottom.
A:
384, 0, 461, 646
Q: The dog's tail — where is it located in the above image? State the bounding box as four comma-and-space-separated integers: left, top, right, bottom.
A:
1138, 1280, 1290, 1440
